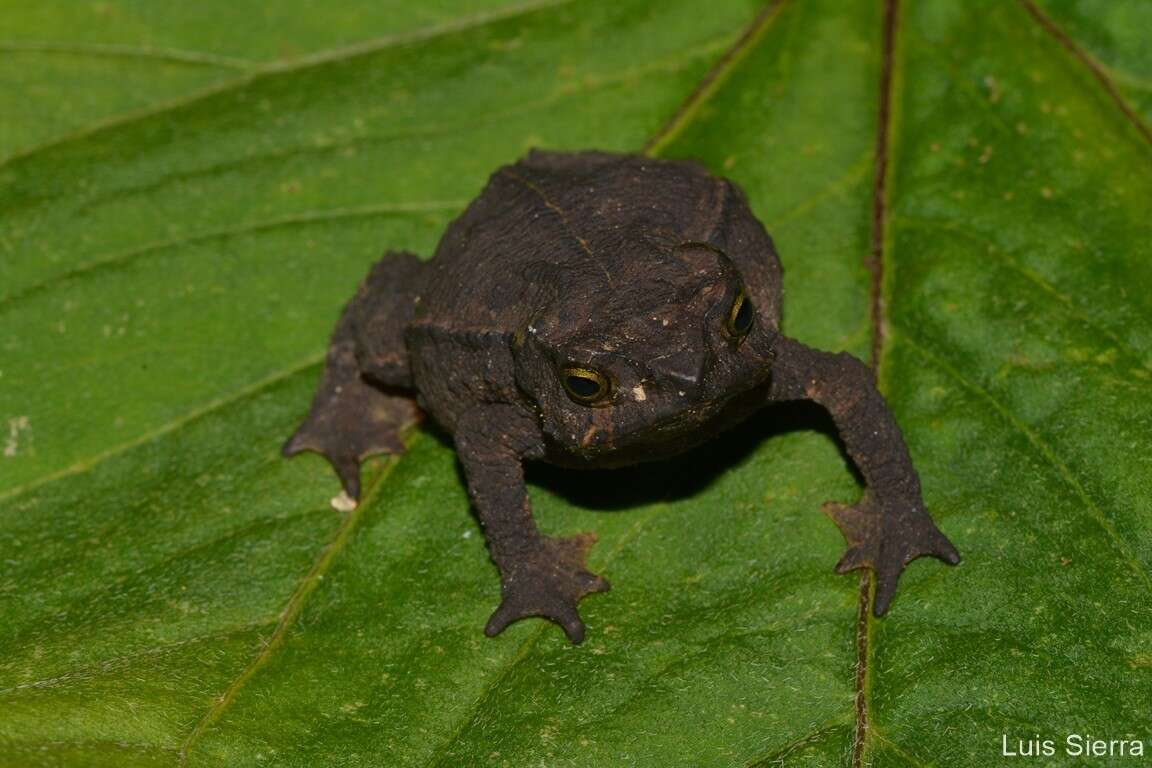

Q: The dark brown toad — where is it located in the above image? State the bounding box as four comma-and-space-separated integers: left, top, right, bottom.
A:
284, 149, 960, 644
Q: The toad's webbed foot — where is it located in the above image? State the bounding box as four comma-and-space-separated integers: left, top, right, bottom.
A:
456, 405, 608, 645
485, 533, 609, 644
824, 493, 960, 616
285, 251, 425, 501
283, 296, 419, 501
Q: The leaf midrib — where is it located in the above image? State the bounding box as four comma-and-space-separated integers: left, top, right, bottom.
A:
859, 0, 1152, 765
853, 0, 902, 762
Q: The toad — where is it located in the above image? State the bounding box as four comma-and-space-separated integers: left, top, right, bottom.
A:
284, 150, 960, 644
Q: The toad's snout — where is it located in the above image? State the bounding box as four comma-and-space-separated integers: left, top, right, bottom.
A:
645, 350, 709, 395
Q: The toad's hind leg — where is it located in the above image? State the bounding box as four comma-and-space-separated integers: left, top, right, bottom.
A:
283, 252, 425, 501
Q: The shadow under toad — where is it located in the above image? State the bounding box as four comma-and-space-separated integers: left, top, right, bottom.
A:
436, 400, 858, 514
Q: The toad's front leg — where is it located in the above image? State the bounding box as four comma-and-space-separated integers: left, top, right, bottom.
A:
767, 336, 960, 616
456, 406, 609, 644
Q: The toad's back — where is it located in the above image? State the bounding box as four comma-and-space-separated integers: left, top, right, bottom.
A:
414, 150, 732, 334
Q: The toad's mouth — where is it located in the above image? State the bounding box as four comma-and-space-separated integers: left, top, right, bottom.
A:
552, 371, 773, 467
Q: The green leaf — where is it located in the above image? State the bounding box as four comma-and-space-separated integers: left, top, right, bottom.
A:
1, 0, 1148, 766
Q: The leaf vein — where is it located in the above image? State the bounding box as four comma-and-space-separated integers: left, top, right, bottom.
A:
0, 202, 462, 310
872, 731, 937, 768
0, 354, 323, 505
177, 441, 416, 764
0, 0, 577, 168
765, 151, 872, 231
643, 0, 788, 155
743, 717, 853, 767
0, 41, 256, 70
894, 215, 1151, 377
1017, 0, 1152, 149
901, 332, 1152, 594
0, 619, 273, 697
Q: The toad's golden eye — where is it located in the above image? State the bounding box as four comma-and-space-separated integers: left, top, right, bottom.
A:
725, 288, 754, 340
560, 366, 611, 405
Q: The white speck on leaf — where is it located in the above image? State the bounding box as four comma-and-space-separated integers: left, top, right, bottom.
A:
983, 74, 1001, 103
330, 491, 358, 512
632, 384, 647, 401
4, 416, 30, 458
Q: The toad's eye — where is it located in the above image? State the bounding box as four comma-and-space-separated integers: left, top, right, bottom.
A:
725, 288, 754, 340
560, 366, 612, 405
